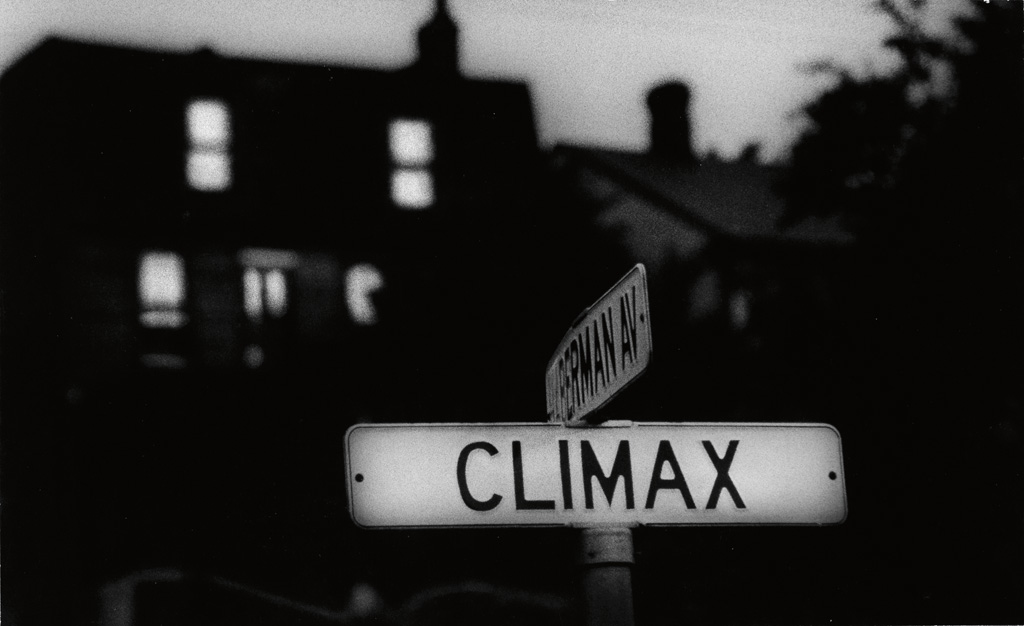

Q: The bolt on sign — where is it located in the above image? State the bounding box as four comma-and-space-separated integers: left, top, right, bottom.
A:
546, 264, 652, 425
345, 422, 847, 529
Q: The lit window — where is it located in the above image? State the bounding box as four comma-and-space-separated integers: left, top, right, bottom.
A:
243, 268, 264, 321
138, 251, 187, 328
390, 119, 434, 165
238, 248, 297, 323
238, 249, 298, 370
242, 268, 289, 322
346, 264, 385, 325
265, 269, 287, 318
390, 170, 435, 210
186, 152, 231, 192
188, 100, 230, 147
186, 98, 232, 191
388, 118, 434, 209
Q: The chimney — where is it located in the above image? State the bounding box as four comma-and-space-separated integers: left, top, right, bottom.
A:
646, 81, 696, 166
416, 0, 460, 79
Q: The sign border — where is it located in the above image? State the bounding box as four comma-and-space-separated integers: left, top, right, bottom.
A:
345, 421, 847, 530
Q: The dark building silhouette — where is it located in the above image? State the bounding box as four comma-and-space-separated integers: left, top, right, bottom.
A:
645, 82, 697, 166
551, 80, 859, 420
0, 4, 583, 624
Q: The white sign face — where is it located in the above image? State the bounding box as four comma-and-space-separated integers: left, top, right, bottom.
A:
346, 422, 846, 529
546, 264, 652, 424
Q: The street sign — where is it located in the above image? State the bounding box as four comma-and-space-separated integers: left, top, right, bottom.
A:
546, 264, 652, 424
346, 422, 846, 529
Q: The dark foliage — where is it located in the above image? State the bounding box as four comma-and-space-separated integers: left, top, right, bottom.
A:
780, 1, 1024, 621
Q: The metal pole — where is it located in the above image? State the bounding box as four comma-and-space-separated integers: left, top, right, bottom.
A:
579, 527, 635, 626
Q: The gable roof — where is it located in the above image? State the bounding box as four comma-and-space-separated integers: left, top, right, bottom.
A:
556, 145, 854, 247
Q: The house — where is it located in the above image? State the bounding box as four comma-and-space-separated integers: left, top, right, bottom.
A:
551, 81, 859, 420
0, 3, 578, 623
0, 0, 551, 390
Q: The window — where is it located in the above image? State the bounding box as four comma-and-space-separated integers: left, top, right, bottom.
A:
239, 248, 298, 323
138, 251, 187, 328
389, 119, 435, 209
138, 251, 189, 369
345, 264, 385, 325
243, 266, 289, 322
186, 98, 232, 191
238, 248, 299, 369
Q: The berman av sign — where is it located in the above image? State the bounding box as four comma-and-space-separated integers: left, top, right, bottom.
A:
546, 264, 652, 425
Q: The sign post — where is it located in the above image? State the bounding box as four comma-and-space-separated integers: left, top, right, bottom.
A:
543, 263, 653, 626
579, 527, 636, 626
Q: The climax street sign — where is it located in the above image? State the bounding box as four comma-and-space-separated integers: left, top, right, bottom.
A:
546, 264, 652, 424
346, 422, 846, 529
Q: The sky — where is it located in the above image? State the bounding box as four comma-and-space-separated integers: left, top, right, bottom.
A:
0, 0, 966, 161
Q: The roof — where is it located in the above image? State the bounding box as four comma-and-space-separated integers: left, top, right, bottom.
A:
1, 37, 537, 138
556, 146, 854, 247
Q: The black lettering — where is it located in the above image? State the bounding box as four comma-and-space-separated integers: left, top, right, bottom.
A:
513, 441, 556, 510
457, 442, 502, 512
592, 320, 607, 390
703, 440, 745, 509
581, 440, 634, 509
556, 359, 566, 418
570, 340, 581, 407
644, 440, 696, 509
579, 327, 593, 402
559, 439, 573, 509
620, 286, 638, 368
562, 350, 573, 417
601, 307, 617, 379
